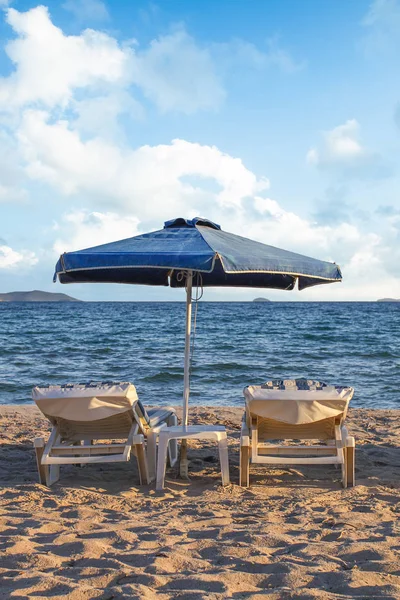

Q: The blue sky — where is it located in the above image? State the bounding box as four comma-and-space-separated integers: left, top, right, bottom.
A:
0, 0, 399, 301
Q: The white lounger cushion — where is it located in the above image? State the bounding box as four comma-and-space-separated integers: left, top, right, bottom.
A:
244, 385, 354, 425
33, 382, 140, 422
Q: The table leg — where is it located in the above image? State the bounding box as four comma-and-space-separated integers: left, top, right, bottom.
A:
156, 434, 169, 491
147, 431, 157, 483
218, 434, 230, 486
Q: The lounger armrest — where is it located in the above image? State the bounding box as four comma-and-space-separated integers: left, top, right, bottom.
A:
240, 413, 251, 447
341, 425, 355, 448
148, 407, 177, 429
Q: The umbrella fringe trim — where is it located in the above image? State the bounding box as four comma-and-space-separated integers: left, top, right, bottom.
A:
55, 257, 342, 282
55, 263, 217, 275
220, 270, 341, 281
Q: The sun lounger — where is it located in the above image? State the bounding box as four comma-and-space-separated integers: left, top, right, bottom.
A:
32, 382, 178, 486
240, 379, 355, 488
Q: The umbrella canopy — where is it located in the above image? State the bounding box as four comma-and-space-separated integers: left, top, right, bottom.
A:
54, 217, 342, 290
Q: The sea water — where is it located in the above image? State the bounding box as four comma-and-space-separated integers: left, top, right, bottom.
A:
0, 301, 399, 408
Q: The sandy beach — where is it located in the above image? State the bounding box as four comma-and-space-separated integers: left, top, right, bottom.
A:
1, 405, 400, 599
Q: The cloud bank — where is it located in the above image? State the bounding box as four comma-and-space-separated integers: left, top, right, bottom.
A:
0, 5, 398, 300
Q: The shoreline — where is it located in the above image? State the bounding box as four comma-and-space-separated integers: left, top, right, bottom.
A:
1, 405, 400, 599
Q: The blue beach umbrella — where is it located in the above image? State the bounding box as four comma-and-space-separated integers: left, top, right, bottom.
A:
54, 217, 342, 469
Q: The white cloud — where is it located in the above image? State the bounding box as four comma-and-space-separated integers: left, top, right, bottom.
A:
0, 6, 225, 118
308, 240, 400, 300
0, 183, 26, 202
0, 5, 303, 126
62, 0, 109, 22
264, 36, 305, 72
306, 119, 387, 177
244, 200, 400, 300
17, 109, 269, 218
0, 6, 397, 300
220, 36, 305, 73
71, 91, 144, 139
0, 130, 27, 202
14, 106, 400, 300
0, 244, 37, 269
307, 120, 366, 166
363, 0, 400, 27
0, 6, 129, 111
0, 3, 228, 140
53, 210, 140, 254
361, 0, 400, 54
250, 196, 362, 255
363, 0, 400, 33
130, 28, 225, 114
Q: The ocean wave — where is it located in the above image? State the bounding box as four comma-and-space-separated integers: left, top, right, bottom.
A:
0, 302, 399, 408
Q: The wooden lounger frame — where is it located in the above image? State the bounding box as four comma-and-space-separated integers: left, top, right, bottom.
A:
240, 414, 355, 488
34, 408, 178, 487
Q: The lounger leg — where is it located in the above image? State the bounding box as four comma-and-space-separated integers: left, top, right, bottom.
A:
34, 438, 49, 485
240, 444, 250, 487
134, 443, 150, 485
342, 448, 347, 488
41, 428, 61, 486
156, 434, 169, 491
147, 431, 157, 483
345, 437, 355, 487
240, 414, 251, 487
217, 434, 230, 486
341, 426, 355, 488
47, 465, 60, 486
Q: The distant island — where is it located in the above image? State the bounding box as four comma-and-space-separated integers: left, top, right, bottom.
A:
0, 290, 81, 302
253, 297, 271, 303
377, 298, 400, 303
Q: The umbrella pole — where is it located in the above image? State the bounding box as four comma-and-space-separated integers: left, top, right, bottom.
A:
179, 270, 193, 478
